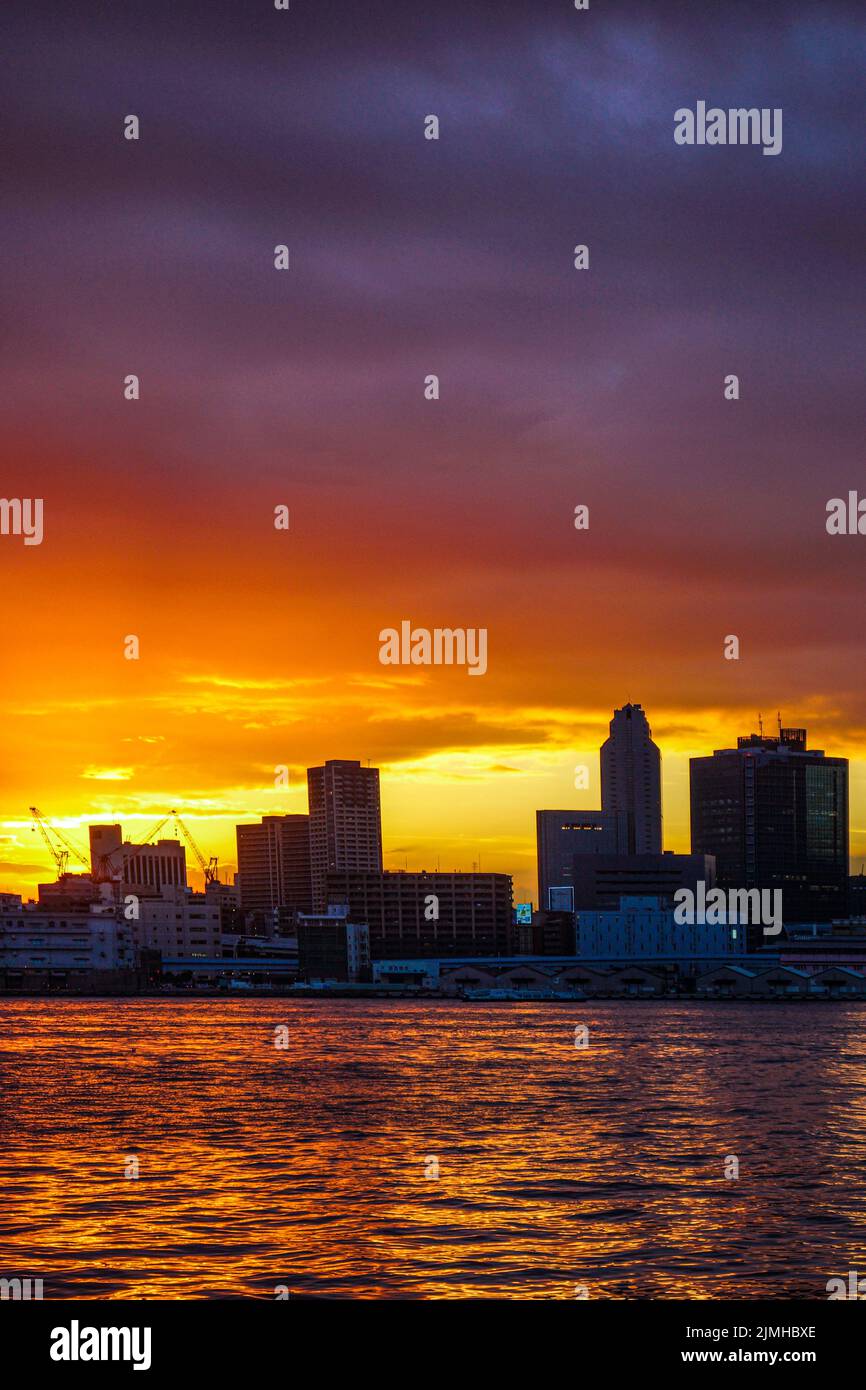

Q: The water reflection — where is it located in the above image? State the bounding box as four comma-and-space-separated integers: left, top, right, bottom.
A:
1, 999, 865, 1298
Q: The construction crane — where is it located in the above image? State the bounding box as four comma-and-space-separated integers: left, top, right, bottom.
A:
29, 807, 91, 880
94, 814, 173, 882
170, 810, 219, 887
31, 804, 219, 892
95, 809, 218, 888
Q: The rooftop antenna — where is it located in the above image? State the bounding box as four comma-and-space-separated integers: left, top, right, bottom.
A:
757, 712, 763, 737
777, 710, 783, 738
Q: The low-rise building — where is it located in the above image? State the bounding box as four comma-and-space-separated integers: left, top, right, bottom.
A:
0, 911, 133, 974
132, 887, 221, 957
371, 959, 440, 989
809, 966, 866, 998
570, 853, 716, 912
325, 869, 514, 958
577, 895, 745, 960
606, 965, 667, 997
297, 905, 370, 983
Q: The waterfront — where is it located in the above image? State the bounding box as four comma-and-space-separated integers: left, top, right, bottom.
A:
2, 999, 866, 1299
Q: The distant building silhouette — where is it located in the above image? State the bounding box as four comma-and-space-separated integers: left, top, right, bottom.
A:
236, 814, 312, 915
297, 905, 370, 983
569, 851, 715, 911
325, 869, 513, 958
88, 823, 187, 894
536, 809, 628, 910
308, 760, 383, 910
601, 703, 663, 854
690, 726, 848, 927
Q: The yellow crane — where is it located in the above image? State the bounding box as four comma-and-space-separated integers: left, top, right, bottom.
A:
95, 809, 218, 888
170, 810, 219, 887
29, 806, 91, 880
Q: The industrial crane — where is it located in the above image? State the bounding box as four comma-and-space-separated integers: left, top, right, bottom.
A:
94, 809, 219, 888
29, 806, 91, 880
31, 805, 220, 890
93, 814, 173, 882
170, 811, 219, 887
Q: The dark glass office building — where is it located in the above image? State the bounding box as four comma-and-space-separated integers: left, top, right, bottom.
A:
690, 727, 848, 925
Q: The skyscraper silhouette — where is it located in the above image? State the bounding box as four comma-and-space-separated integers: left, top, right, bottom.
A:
600, 703, 663, 854
690, 726, 848, 925
307, 760, 383, 911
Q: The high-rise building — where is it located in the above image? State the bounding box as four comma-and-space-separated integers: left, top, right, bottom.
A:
324, 869, 514, 958
690, 726, 849, 926
600, 703, 663, 853
235, 814, 312, 915
536, 809, 628, 910
307, 760, 382, 910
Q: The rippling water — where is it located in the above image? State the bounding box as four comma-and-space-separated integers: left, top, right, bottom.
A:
2, 998, 866, 1299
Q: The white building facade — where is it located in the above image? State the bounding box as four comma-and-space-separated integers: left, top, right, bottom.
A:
132, 887, 221, 957
0, 912, 133, 972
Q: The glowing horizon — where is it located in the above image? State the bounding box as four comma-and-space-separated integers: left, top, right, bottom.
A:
5, 691, 866, 905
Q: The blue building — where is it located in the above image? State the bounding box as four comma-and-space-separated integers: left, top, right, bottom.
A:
577, 895, 746, 960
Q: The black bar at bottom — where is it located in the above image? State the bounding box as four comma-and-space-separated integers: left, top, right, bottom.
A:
2, 1298, 856, 1377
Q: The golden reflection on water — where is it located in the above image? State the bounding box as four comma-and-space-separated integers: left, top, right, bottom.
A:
2, 999, 866, 1299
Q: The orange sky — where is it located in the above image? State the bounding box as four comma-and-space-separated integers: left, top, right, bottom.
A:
4, 0, 866, 903
4, 479, 866, 905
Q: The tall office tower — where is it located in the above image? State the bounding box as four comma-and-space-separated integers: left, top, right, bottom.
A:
236, 814, 312, 915
600, 703, 663, 854
690, 726, 849, 925
307, 760, 383, 910
536, 809, 629, 910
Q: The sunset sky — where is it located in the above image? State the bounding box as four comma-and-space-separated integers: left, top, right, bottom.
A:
2, 0, 866, 904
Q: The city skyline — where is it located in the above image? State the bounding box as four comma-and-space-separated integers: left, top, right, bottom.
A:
4, 0, 866, 1324
6, 704, 865, 906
